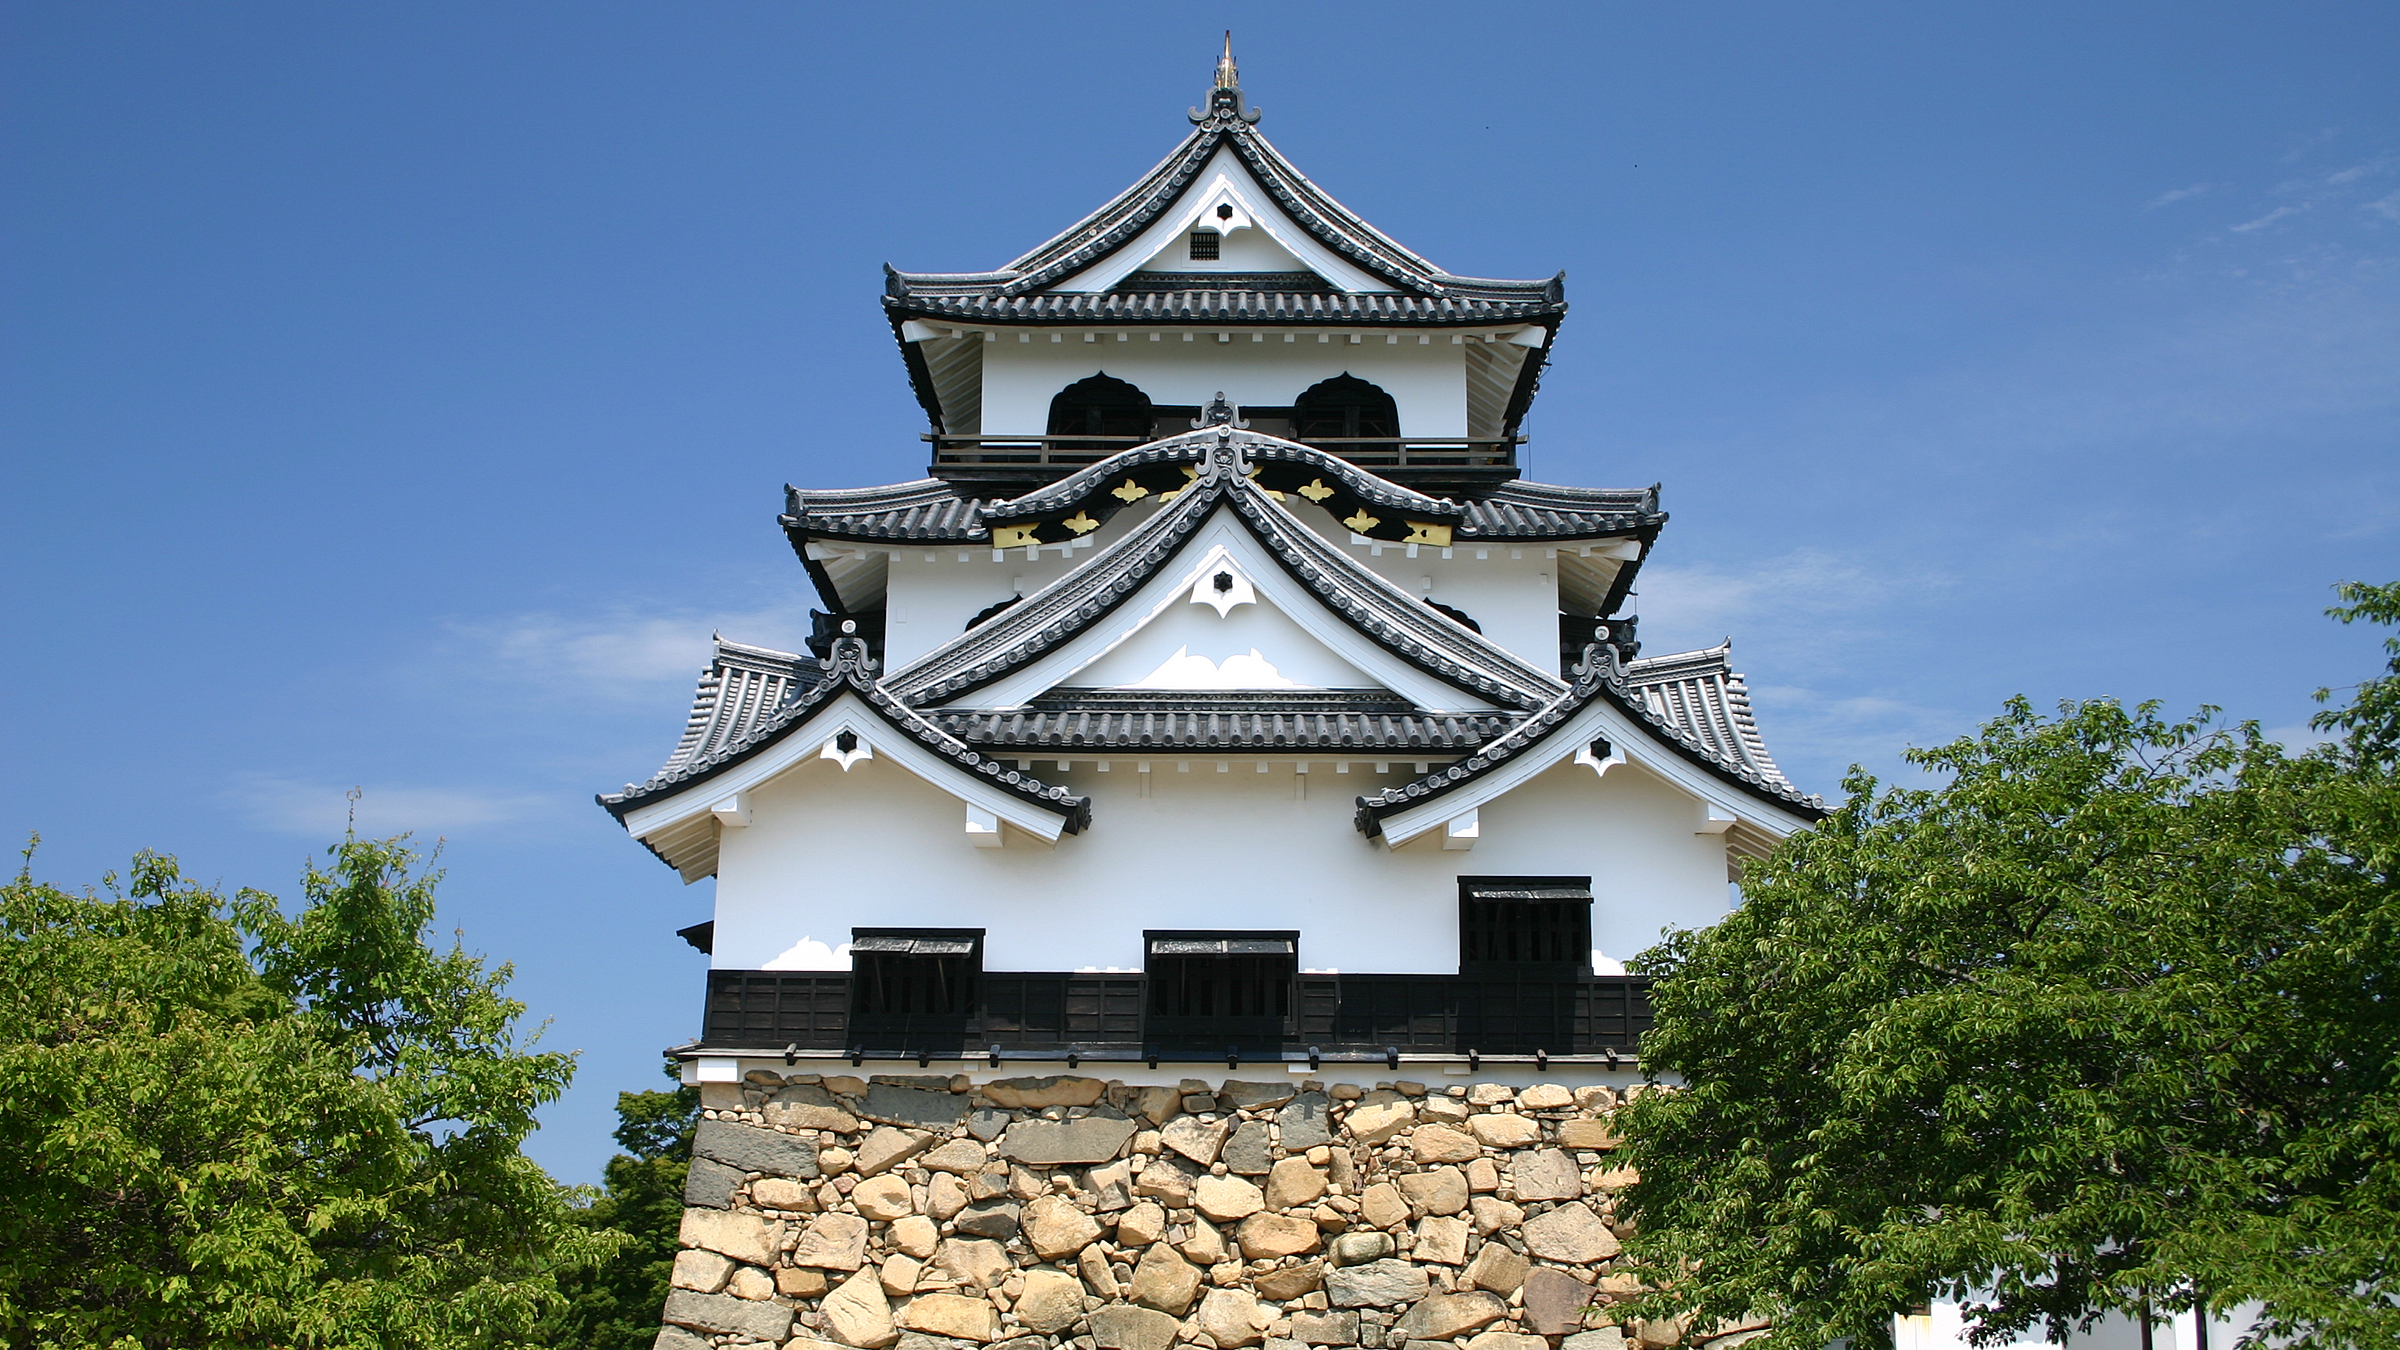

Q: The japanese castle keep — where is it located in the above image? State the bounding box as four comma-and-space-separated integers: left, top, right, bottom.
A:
609, 45, 1820, 1350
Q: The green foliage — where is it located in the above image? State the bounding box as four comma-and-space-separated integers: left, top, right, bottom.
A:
0, 833, 617, 1350
542, 1072, 699, 1350
1618, 583, 2400, 1350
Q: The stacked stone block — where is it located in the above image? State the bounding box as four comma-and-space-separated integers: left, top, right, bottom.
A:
658, 1073, 1676, 1350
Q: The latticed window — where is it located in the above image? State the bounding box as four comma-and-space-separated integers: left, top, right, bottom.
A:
851, 929, 982, 1017
1458, 878, 1591, 973
1145, 932, 1295, 1021
1188, 229, 1221, 260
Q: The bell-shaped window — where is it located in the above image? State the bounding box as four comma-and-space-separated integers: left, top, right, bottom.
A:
1046, 373, 1155, 455
1293, 373, 1400, 442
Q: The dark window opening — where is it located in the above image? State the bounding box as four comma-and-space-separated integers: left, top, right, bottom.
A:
1145, 932, 1296, 1021
1459, 878, 1591, 973
851, 929, 983, 1017
1294, 373, 1401, 441
1188, 229, 1221, 261
1047, 373, 1155, 446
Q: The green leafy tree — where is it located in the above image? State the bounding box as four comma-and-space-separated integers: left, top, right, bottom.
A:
0, 832, 617, 1350
1618, 583, 2400, 1350
544, 1073, 700, 1350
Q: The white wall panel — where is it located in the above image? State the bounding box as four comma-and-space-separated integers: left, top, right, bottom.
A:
710, 755, 1732, 976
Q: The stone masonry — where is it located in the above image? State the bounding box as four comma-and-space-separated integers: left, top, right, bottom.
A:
656, 1073, 1690, 1350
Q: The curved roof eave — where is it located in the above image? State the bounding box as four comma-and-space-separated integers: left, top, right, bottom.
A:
597, 634, 1091, 840
783, 431, 1667, 550
1353, 643, 1827, 835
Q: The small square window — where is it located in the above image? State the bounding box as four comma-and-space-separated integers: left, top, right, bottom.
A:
1188, 230, 1221, 261
1145, 931, 1295, 1022
1458, 878, 1591, 973
851, 928, 982, 1017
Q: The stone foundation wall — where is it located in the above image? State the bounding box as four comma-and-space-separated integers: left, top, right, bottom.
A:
658, 1073, 1678, 1350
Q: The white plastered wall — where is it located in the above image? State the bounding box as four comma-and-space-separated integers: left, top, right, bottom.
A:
979, 337, 1468, 440
878, 502, 1164, 670
1285, 499, 1563, 671
1062, 589, 1378, 691
710, 753, 1735, 976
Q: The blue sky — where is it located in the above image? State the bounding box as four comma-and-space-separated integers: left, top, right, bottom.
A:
4, 2, 2395, 1183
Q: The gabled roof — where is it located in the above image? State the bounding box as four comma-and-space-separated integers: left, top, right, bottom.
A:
1353, 641, 1825, 835
1621, 644, 1799, 797
881, 427, 1571, 712
885, 280, 1565, 328
882, 56, 1567, 439
654, 638, 823, 781
888, 69, 1561, 305
602, 473, 1811, 876
598, 630, 1091, 837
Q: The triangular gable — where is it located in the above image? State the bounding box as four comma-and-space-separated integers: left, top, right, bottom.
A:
1353, 643, 1825, 852
599, 632, 1090, 880
1049, 144, 1387, 294
986, 527, 1479, 710
969, 72, 1499, 301
885, 429, 1567, 713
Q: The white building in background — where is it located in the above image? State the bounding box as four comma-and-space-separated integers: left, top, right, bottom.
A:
601, 47, 1821, 1091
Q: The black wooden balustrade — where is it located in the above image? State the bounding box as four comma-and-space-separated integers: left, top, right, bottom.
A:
698, 970, 1650, 1061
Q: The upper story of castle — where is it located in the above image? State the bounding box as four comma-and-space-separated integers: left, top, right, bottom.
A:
884, 40, 1566, 496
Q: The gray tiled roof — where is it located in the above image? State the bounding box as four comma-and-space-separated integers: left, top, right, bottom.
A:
887, 287, 1563, 327
783, 439, 1662, 545
932, 691, 1521, 751
658, 639, 823, 778
599, 634, 1091, 873
888, 104, 1561, 305
1352, 643, 1824, 837
607, 440, 1794, 879
1622, 645, 1799, 800
1459, 482, 1663, 541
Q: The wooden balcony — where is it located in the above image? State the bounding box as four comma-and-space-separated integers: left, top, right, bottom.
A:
693, 969, 1650, 1067
925, 433, 1524, 491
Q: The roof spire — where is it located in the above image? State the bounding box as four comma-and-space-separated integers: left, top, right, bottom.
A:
1190, 33, 1261, 127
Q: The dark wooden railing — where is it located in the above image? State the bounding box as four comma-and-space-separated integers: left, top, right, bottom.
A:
699, 970, 1649, 1063
924, 434, 1521, 474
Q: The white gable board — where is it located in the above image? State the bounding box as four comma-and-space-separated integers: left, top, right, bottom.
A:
1059, 542, 1378, 691
1051, 145, 1389, 293
953, 505, 1507, 712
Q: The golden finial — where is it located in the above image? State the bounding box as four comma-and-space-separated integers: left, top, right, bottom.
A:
1215, 32, 1239, 90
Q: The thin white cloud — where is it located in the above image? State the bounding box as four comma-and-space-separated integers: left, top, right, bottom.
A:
2230, 203, 2305, 233
231, 775, 558, 838
2325, 155, 2396, 187
1634, 548, 1923, 648
441, 599, 816, 703
2369, 190, 2400, 224
2147, 183, 2215, 208
2260, 722, 2337, 754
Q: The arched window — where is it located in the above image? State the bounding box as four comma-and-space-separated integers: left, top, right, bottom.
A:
1293, 373, 1400, 442
1046, 373, 1154, 450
